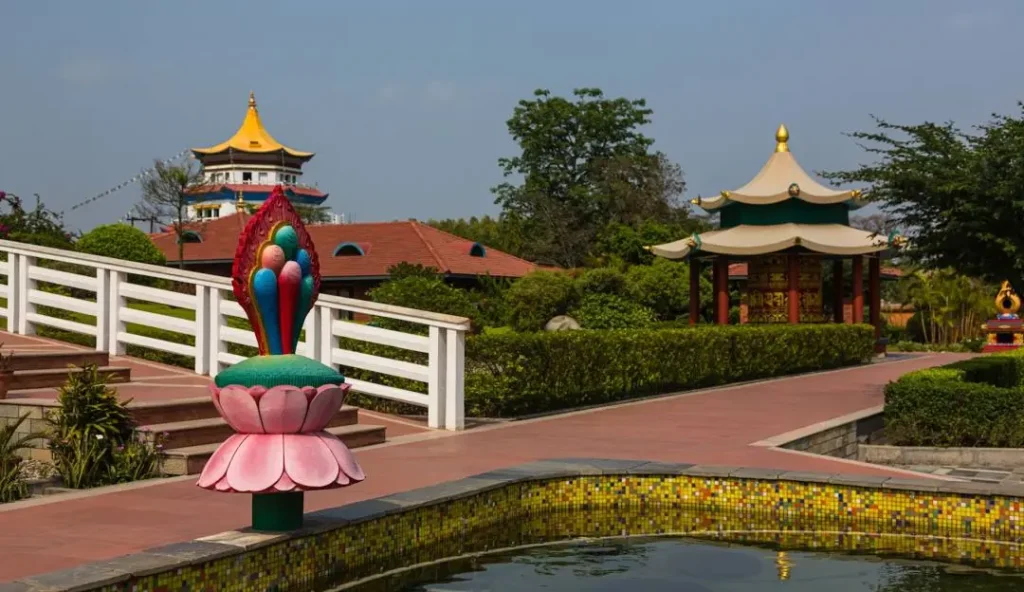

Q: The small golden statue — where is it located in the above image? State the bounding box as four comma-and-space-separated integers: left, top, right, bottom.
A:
982, 281, 1023, 352
995, 281, 1021, 317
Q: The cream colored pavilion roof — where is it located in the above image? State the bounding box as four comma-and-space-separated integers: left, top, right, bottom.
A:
651, 223, 890, 259
693, 125, 863, 211
193, 92, 313, 158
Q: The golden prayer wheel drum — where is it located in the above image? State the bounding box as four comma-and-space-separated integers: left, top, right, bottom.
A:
746, 256, 823, 323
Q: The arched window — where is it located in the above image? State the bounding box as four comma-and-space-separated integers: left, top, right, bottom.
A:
179, 230, 203, 244
469, 242, 486, 257
333, 242, 365, 256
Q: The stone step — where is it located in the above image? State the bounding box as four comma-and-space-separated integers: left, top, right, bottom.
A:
161, 423, 387, 476
7, 351, 110, 372
139, 405, 361, 450
127, 397, 221, 426
8, 366, 132, 391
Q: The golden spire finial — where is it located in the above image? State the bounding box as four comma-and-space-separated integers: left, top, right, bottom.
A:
775, 124, 790, 153
248, 91, 256, 108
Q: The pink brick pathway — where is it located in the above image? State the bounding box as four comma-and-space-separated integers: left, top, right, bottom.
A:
0, 350, 963, 582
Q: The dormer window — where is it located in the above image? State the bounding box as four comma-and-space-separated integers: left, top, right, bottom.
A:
179, 230, 203, 244
333, 242, 365, 256
469, 243, 486, 257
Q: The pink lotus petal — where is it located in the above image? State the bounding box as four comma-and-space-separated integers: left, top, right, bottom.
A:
251, 386, 268, 400
273, 473, 297, 492
219, 386, 265, 433
283, 434, 338, 488
302, 386, 317, 401
197, 434, 247, 488
259, 386, 308, 434
301, 386, 344, 432
317, 432, 365, 481
226, 434, 284, 492
215, 478, 232, 492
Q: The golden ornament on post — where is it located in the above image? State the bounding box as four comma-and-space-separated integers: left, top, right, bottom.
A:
981, 281, 1023, 352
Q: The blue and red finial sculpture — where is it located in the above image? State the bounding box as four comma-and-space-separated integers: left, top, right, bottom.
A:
197, 186, 364, 531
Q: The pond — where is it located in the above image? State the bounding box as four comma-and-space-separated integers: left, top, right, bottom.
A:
339, 536, 1023, 591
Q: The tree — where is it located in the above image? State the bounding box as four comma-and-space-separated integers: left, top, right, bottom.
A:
0, 191, 73, 249
77, 223, 167, 286
493, 88, 687, 267
137, 161, 204, 268
822, 105, 1024, 287
427, 214, 527, 259
294, 204, 332, 225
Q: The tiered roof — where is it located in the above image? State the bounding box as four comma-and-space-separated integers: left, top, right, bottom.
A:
192, 92, 313, 161
652, 125, 895, 260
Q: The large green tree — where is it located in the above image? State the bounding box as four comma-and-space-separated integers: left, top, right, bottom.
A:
492, 88, 690, 267
822, 104, 1024, 286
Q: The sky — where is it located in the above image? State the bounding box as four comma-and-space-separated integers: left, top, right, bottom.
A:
2, 0, 1023, 231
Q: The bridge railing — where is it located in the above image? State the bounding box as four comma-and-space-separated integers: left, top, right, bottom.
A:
0, 239, 468, 430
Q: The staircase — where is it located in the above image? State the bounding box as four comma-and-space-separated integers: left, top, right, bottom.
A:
6, 351, 132, 389
0, 350, 387, 476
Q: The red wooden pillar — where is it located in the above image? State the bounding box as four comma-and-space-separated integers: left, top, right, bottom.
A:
869, 256, 881, 341
787, 254, 800, 323
852, 256, 864, 324
832, 259, 844, 323
689, 259, 700, 325
713, 258, 729, 325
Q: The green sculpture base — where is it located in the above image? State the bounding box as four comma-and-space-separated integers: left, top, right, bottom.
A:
252, 491, 305, 532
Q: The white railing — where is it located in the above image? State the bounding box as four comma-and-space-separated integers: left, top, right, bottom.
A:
0, 239, 469, 430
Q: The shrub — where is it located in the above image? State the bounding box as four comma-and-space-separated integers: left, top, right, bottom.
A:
504, 271, 580, 332
76, 223, 167, 287
46, 365, 163, 488
0, 413, 40, 503
570, 293, 657, 329
885, 373, 1024, 447
464, 324, 874, 417
369, 275, 477, 334
577, 267, 627, 296
624, 259, 710, 321
884, 350, 1024, 446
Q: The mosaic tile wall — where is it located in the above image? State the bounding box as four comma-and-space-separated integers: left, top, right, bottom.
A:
95, 475, 1024, 592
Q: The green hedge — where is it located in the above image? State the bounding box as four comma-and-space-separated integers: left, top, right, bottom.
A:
342, 324, 875, 418
884, 350, 1024, 447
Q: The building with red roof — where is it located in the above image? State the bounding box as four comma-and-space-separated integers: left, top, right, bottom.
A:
150, 213, 538, 298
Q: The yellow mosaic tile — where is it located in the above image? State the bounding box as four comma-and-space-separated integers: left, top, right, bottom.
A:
93, 475, 1024, 592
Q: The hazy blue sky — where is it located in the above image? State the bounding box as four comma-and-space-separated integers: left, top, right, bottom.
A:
2, 0, 1023, 231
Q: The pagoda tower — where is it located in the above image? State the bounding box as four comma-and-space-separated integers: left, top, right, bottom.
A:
187, 92, 329, 220
652, 125, 902, 349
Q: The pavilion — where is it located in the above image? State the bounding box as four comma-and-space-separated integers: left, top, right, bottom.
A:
651, 125, 900, 346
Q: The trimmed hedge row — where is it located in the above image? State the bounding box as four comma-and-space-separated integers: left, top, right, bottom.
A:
342, 324, 876, 418
884, 351, 1024, 447
464, 324, 875, 417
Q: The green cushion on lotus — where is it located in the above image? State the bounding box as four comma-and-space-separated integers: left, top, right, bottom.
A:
214, 354, 344, 388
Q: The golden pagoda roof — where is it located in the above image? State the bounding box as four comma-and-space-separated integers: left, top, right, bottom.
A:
693, 125, 863, 211
192, 92, 313, 158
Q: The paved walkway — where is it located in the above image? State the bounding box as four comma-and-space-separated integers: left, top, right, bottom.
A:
0, 350, 963, 582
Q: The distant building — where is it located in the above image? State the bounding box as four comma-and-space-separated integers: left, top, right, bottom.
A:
186, 92, 328, 220
150, 214, 537, 298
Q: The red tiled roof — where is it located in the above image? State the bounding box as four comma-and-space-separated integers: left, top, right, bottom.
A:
150, 213, 537, 279
187, 184, 327, 198
727, 262, 903, 279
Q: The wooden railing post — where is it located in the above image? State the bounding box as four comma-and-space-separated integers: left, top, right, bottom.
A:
444, 327, 465, 430
108, 271, 126, 355
318, 305, 335, 369
209, 288, 222, 378
16, 255, 36, 335
7, 253, 22, 334
302, 306, 321, 361
95, 268, 110, 351
194, 285, 210, 375
427, 326, 447, 429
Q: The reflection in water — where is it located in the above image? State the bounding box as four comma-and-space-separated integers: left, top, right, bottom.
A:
347, 538, 1024, 592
